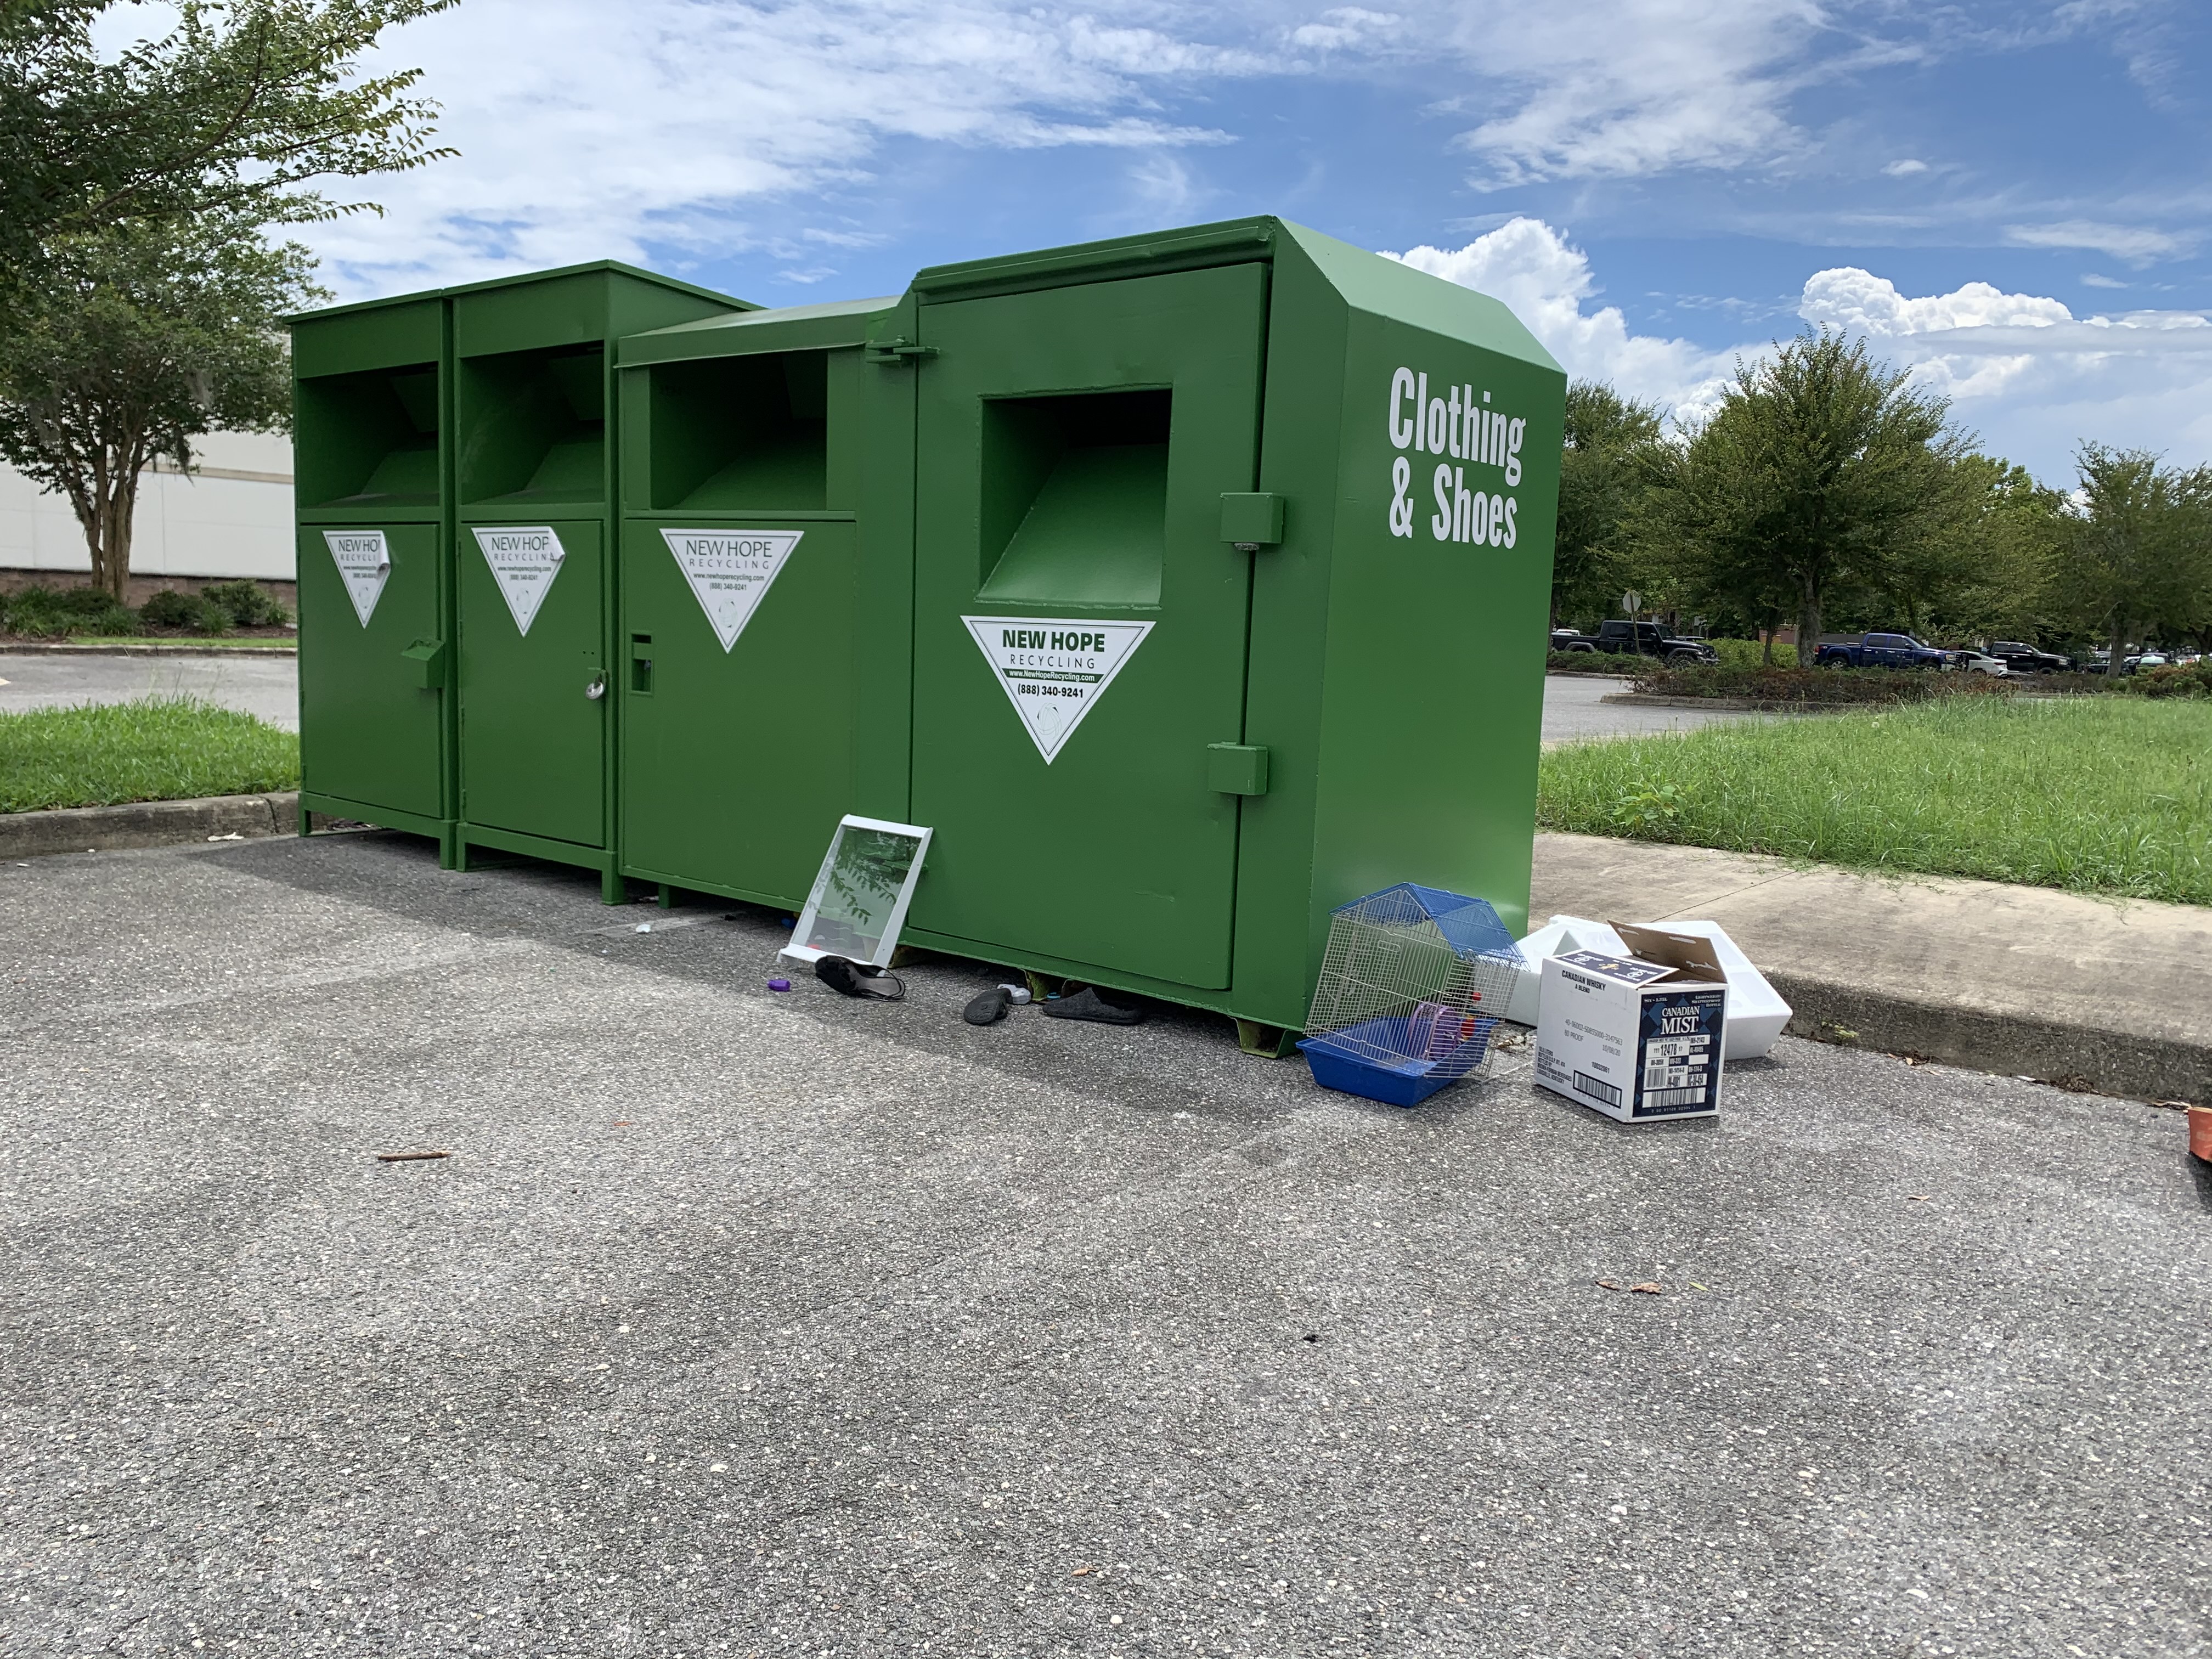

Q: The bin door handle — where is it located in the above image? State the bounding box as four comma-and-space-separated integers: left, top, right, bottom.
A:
1220, 492, 1285, 551
1207, 743, 1270, 796
399, 638, 447, 691
584, 670, 607, 701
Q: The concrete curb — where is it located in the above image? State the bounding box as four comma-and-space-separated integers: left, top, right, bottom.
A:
0, 791, 300, 859
1771, 973, 2209, 1107
1530, 831, 2211, 1107
0, 642, 296, 657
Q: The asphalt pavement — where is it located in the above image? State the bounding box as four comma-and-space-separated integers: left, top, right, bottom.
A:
1540, 673, 1788, 746
0, 650, 298, 730
2, 833, 2206, 1657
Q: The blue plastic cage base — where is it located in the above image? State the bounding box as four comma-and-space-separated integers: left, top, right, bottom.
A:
1297, 1015, 1499, 1108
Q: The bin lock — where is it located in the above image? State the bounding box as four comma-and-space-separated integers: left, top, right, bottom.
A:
584, 670, 607, 701
399, 638, 447, 690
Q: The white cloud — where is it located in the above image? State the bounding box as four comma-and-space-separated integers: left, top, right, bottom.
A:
2079, 273, 2128, 289
1384, 223, 2212, 482
1796, 268, 2212, 473
1287, 8, 1402, 51
2002, 219, 2193, 264
1882, 159, 1930, 177
1433, 0, 1830, 186
1385, 218, 1736, 415
313, 0, 1268, 296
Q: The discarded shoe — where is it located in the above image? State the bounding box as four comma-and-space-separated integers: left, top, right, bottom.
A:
963, 986, 1012, 1026
1041, 986, 1145, 1025
815, 956, 906, 1001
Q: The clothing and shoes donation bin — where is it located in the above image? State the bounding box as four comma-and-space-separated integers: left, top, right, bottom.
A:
614, 297, 909, 911
292, 291, 456, 856
292, 263, 743, 888
883, 218, 1565, 1039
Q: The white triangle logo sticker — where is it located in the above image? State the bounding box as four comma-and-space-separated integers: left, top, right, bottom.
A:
472, 526, 566, 636
662, 528, 803, 652
962, 615, 1155, 764
323, 529, 391, 627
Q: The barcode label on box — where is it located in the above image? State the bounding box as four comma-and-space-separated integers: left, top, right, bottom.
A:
1574, 1071, 1622, 1109
1643, 1086, 1709, 1110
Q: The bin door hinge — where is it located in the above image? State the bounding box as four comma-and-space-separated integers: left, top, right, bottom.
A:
1220, 492, 1285, 551
1207, 742, 1270, 797
865, 337, 938, 365
400, 637, 447, 690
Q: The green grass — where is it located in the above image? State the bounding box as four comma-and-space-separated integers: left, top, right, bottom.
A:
1538, 696, 2212, 906
0, 696, 299, 813
51, 636, 295, 649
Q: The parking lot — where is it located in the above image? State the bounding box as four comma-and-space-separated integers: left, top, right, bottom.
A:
3, 833, 2208, 1656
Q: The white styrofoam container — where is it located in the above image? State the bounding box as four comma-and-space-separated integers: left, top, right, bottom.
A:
1506, 913, 1791, 1060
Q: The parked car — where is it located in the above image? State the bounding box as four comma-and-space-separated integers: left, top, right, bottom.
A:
1950, 648, 2009, 676
2124, 652, 2170, 674
1813, 631, 1951, 670
1550, 620, 1718, 664
1987, 640, 2071, 674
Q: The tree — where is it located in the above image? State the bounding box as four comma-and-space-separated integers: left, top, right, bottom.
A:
0, 213, 324, 597
1658, 330, 1963, 658
1, 0, 455, 283
1551, 379, 1663, 627
2060, 447, 2212, 676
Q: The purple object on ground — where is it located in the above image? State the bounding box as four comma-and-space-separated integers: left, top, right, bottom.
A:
768, 978, 792, 992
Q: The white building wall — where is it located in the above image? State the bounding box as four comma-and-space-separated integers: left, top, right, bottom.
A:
0, 430, 294, 582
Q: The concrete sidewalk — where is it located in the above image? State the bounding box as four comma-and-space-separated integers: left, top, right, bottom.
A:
1533, 831, 2212, 1103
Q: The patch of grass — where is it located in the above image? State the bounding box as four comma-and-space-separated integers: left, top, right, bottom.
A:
0, 696, 298, 813
49, 636, 295, 649
1538, 696, 2212, 906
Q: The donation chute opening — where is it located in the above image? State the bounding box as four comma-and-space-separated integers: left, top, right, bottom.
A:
1385, 365, 1523, 549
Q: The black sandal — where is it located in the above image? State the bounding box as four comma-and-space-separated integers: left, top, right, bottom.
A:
815, 956, 906, 1001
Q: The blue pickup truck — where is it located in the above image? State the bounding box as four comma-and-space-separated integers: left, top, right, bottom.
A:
1814, 631, 1953, 670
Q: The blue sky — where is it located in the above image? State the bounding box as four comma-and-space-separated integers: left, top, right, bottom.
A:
185, 0, 2212, 485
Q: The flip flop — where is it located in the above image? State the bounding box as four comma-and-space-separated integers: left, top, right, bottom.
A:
963, 986, 1012, 1026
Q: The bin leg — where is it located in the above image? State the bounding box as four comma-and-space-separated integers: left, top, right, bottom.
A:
1233, 1018, 1299, 1059
657, 883, 675, 911
437, 825, 460, 871
296, 802, 313, 837
600, 867, 627, 906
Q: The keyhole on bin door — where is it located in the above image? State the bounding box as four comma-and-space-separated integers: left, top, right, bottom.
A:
630, 634, 652, 695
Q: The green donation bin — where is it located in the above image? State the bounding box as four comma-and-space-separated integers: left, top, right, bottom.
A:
881, 217, 1566, 1039
613, 296, 909, 908
293, 291, 456, 855
449, 263, 746, 900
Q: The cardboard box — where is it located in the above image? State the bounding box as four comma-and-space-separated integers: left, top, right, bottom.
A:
1506, 913, 1791, 1060
1533, 923, 1729, 1122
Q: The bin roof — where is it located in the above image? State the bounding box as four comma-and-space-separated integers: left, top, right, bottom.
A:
285, 259, 752, 327
617, 295, 900, 366
909, 216, 1559, 373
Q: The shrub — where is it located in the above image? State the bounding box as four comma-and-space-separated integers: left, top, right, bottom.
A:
2123, 659, 2212, 699
140, 588, 238, 634
1627, 662, 2012, 706
1, 584, 140, 636
1547, 650, 1616, 673
1705, 638, 1798, 669
200, 579, 291, 627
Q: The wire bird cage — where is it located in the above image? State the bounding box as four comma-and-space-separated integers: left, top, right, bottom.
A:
1296, 884, 1523, 1106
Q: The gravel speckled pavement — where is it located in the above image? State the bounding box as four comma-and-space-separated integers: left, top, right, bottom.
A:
3, 833, 2208, 1658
